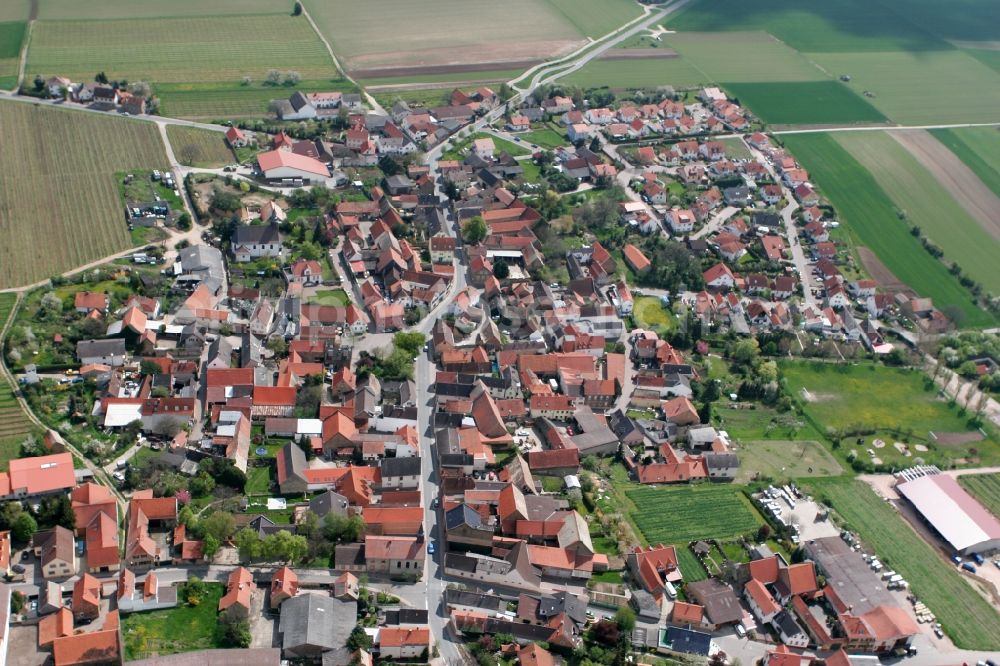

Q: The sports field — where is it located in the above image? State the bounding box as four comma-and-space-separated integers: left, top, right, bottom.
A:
562, 58, 706, 89
626, 485, 763, 544
780, 361, 978, 435
958, 473, 1000, 518
305, 0, 586, 72
666, 32, 825, 82
808, 477, 1000, 650
0, 100, 169, 288
807, 51, 1000, 125
666, 0, 950, 52
834, 131, 1000, 292
726, 81, 885, 125
930, 127, 1000, 199
0, 293, 35, 469
166, 126, 234, 168
780, 133, 991, 327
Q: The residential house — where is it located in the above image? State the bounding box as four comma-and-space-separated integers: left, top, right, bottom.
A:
34, 526, 77, 579
219, 567, 254, 620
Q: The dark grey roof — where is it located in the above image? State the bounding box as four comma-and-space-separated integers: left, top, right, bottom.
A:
774, 609, 804, 637
705, 453, 739, 471
666, 626, 712, 656
279, 593, 356, 652
443, 588, 504, 612
289, 91, 311, 111
607, 409, 639, 439
751, 212, 782, 227
233, 223, 280, 245
383, 608, 429, 625
379, 456, 422, 478
309, 490, 350, 518
445, 504, 483, 531
536, 591, 587, 624
77, 338, 126, 358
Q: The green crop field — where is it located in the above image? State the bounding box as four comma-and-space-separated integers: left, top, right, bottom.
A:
666, 32, 826, 82
0, 293, 35, 469
780, 361, 980, 434
155, 80, 355, 120
37, 0, 295, 19
834, 131, 1000, 292
562, 57, 706, 89
808, 477, 1000, 649
780, 133, 991, 327
930, 127, 1000, 199
966, 48, 1000, 75
958, 473, 1000, 518
305, 0, 585, 72
358, 69, 526, 88
807, 51, 1000, 125
26, 15, 346, 119
166, 126, 235, 168
666, 0, 951, 52
0, 100, 169, 288
0, 21, 26, 89
888, 0, 1000, 43
725, 81, 885, 125
546, 0, 642, 38
626, 485, 763, 544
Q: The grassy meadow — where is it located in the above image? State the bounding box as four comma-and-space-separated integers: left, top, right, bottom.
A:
808, 477, 1000, 649
0, 100, 169, 288
780, 133, 992, 327
165, 126, 236, 168
834, 131, 1000, 292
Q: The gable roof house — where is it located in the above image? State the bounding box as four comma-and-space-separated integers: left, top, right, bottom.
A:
219, 567, 254, 619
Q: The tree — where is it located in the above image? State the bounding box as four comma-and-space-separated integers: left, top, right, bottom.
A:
189, 472, 216, 498
179, 144, 199, 166
295, 383, 324, 418
322, 513, 365, 543
202, 533, 220, 559
347, 625, 373, 650
265, 69, 283, 86
177, 505, 195, 527
462, 216, 487, 244
266, 336, 288, 355
95, 71, 109, 84
235, 528, 260, 562
177, 212, 192, 231
12, 512, 37, 543
292, 1, 303, 15
11, 590, 25, 614
379, 155, 402, 177
731, 338, 760, 367
492, 261, 510, 280
221, 616, 252, 647
33, 75, 45, 92
614, 606, 636, 633
200, 511, 236, 544
131, 81, 152, 97
141, 360, 163, 376
35, 494, 76, 531
284, 71, 302, 86
394, 331, 426, 356
262, 529, 308, 563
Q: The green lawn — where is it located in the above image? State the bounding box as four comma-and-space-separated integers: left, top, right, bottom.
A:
666, 31, 827, 82
714, 406, 811, 440
735, 440, 843, 482
626, 485, 763, 544
958, 473, 1000, 518
781, 361, 977, 435
156, 79, 356, 120
807, 477, 1000, 649
806, 50, 1000, 125
780, 133, 991, 327
674, 545, 708, 582
666, 0, 952, 52
521, 126, 568, 150
562, 57, 707, 89
442, 132, 531, 160
306, 289, 350, 306
245, 464, 273, 496
725, 81, 885, 125
122, 583, 226, 660
633, 296, 675, 334
929, 127, 1000, 200
718, 137, 752, 160
833, 131, 1000, 293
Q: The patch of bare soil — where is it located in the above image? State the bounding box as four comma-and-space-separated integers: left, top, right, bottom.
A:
351, 59, 542, 81
600, 48, 679, 60
857, 246, 912, 294
345, 39, 583, 72
891, 129, 1000, 242
931, 431, 984, 446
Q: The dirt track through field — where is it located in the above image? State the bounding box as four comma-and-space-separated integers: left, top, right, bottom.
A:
599, 48, 679, 59
857, 247, 911, 293
351, 59, 540, 80
891, 129, 1000, 242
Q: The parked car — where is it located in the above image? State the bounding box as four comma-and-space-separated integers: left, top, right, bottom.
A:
427, 541, 435, 554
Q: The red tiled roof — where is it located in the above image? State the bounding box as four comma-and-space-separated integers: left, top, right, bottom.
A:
380, 626, 430, 648
219, 567, 253, 611
672, 601, 705, 624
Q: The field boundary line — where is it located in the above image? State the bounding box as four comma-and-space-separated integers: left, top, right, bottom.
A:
13, 11, 35, 91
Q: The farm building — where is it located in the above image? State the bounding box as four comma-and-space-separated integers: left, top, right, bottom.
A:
896, 473, 1000, 555
257, 150, 330, 184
